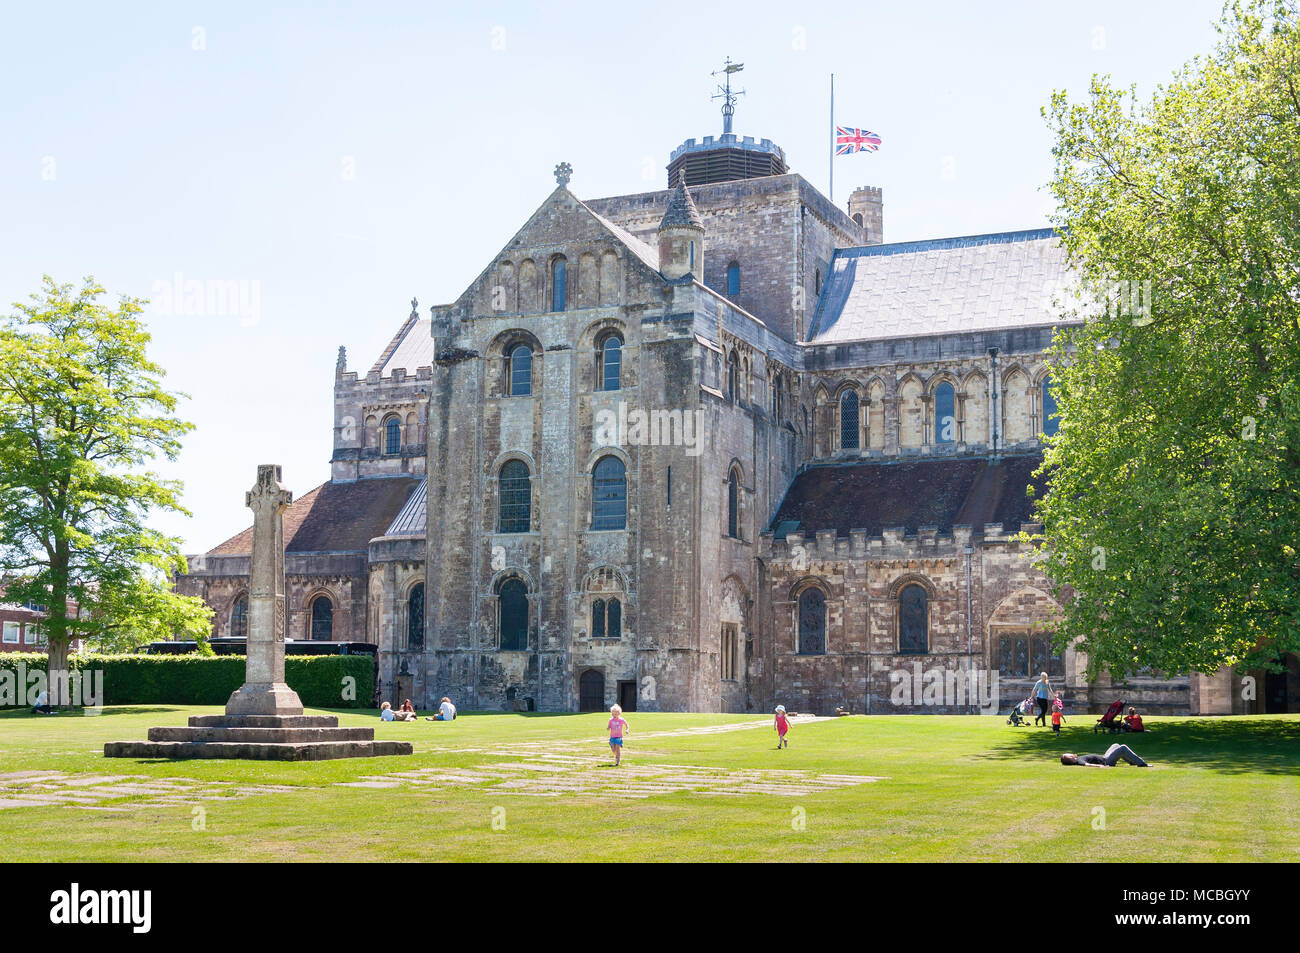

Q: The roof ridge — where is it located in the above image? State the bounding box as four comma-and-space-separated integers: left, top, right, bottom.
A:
369, 310, 420, 375
834, 228, 1059, 260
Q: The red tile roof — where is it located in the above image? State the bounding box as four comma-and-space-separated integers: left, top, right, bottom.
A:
208, 477, 420, 555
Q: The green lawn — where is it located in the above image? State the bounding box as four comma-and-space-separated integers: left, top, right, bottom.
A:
1, 706, 1296, 861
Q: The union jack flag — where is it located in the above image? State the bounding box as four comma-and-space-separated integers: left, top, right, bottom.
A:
835, 126, 882, 155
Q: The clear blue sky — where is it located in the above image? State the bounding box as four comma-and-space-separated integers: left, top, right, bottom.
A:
0, 0, 1225, 551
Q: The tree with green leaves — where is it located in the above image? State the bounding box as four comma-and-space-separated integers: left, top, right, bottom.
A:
1033, 0, 1300, 680
0, 277, 212, 702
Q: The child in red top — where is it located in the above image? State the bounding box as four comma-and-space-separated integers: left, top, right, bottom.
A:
1123, 707, 1145, 732
1051, 707, 1066, 734
607, 704, 629, 765
774, 705, 790, 749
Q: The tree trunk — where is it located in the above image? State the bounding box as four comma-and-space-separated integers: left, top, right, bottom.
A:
47, 638, 71, 707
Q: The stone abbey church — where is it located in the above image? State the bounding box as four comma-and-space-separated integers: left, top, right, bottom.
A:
177, 128, 1249, 717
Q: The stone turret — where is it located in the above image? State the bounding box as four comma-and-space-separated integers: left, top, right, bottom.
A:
847, 185, 884, 244
658, 171, 704, 281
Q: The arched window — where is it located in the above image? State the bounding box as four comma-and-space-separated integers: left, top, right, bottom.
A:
840, 390, 860, 450
591, 597, 622, 639
607, 599, 621, 639
689, 241, 696, 270
498, 578, 527, 650
727, 261, 740, 296
229, 594, 248, 640
508, 344, 532, 396
934, 382, 956, 444
498, 460, 531, 533
727, 352, 739, 402
591, 456, 627, 531
852, 212, 864, 226
1041, 375, 1060, 437
407, 583, 425, 649
600, 334, 622, 391
551, 257, 567, 312
798, 588, 826, 655
772, 372, 783, 419
727, 468, 740, 538
899, 584, 929, 654
384, 416, 401, 455
310, 596, 333, 642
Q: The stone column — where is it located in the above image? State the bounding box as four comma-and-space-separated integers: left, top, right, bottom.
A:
226, 465, 304, 716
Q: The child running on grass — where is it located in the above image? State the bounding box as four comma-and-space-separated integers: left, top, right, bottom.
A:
774, 704, 790, 749
1051, 706, 1066, 735
607, 704, 629, 765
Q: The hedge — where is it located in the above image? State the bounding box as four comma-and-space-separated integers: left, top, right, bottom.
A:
0, 653, 373, 709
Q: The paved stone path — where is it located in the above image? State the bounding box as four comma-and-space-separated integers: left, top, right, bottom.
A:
0, 715, 883, 811
0, 769, 296, 811
336, 752, 884, 799
442, 713, 833, 756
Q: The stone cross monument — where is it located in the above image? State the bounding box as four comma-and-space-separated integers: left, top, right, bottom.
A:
225, 464, 304, 716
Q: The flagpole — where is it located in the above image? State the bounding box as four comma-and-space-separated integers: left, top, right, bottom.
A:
829, 73, 834, 205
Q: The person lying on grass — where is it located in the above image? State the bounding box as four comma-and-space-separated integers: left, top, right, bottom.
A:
1060, 743, 1149, 767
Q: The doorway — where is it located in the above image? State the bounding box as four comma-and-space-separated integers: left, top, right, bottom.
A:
393, 674, 413, 709
617, 680, 637, 713
579, 669, 605, 712
1264, 653, 1298, 713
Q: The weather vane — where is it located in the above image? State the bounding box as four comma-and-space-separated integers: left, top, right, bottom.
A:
711, 57, 745, 135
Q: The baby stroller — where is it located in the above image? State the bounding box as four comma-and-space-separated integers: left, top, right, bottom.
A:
1093, 698, 1125, 733
1006, 697, 1034, 726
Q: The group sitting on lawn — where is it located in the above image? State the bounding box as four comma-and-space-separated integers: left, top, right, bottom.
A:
379, 700, 417, 722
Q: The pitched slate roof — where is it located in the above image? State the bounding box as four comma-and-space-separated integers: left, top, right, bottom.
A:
382, 478, 427, 537
371, 313, 435, 376
770, 453, 1046, 538
659, 177, 703, 229
208, 476, 420, 555
584, 204, 661, 273
807, 229, 1083, 344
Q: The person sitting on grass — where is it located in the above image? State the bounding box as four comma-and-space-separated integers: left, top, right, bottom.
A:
1123, 707, 1145, 732
426, 697, 456, 721
1060, 743, 1150, 767
394, 699, 418, 722
30, 689, 56, 715
607, 704, 629, 765
380, 701, 396, 722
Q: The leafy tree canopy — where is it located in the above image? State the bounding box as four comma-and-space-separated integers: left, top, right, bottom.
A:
0, 277, 211, 692
1034, 1, 1300, 677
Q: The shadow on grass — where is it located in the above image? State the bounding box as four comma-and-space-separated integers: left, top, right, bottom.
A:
0, 706, 184, 719
975, 718, 1300, 775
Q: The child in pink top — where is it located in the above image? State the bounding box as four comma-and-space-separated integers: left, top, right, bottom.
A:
607, 704, 629, 765
774, 705, 790, 749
